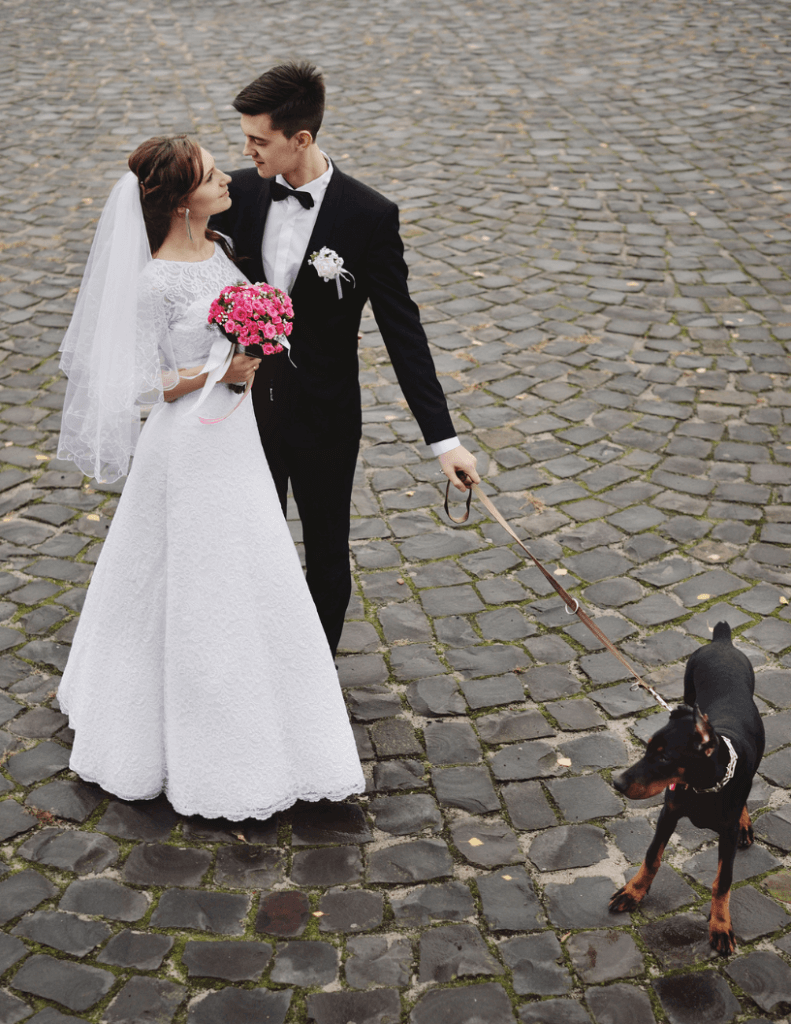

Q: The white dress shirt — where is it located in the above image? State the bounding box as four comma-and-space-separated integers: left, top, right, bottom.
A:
262, 154, 457, 455
262, 154, 334, 294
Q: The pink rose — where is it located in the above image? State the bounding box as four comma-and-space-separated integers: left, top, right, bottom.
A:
262, 343, 275, 355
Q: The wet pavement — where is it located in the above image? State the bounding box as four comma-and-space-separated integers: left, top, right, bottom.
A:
1, 0, 791, 1020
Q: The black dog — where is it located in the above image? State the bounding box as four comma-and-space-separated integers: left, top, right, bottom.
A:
609, 621, 765, 954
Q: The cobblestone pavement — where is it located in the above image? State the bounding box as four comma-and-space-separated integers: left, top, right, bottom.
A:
0, 0, 790, 1020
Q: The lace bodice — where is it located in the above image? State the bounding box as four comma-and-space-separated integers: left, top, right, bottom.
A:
139, 245, 250, 370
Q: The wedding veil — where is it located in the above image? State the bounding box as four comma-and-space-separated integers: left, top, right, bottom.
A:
58, 171, 171, 483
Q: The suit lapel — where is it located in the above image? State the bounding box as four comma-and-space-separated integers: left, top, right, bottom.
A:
290, 168, 346, 299
247, 176, 271, 283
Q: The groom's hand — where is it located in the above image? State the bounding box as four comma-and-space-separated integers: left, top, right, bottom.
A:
439, 445, 479, 493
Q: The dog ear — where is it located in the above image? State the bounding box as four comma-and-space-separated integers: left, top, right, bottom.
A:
693, 704, 716, 755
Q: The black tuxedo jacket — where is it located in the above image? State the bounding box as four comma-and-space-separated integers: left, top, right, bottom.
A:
210, 165, 455, 448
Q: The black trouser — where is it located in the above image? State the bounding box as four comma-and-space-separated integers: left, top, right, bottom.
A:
260, 416, 359, 659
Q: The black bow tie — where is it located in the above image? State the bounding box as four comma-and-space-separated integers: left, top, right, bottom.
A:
270, 180, 315, 209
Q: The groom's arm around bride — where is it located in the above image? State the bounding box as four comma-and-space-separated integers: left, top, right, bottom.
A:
211, 61, 478, 656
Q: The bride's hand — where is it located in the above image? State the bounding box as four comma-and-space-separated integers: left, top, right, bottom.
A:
221, 353, 261, 385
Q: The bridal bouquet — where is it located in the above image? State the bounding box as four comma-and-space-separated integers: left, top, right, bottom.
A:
208, 282, 294, 390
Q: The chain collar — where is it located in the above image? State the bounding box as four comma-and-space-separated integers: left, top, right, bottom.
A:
691, 735, 738, 794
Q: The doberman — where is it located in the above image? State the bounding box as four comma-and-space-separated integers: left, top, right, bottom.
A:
609, 621, 765, 954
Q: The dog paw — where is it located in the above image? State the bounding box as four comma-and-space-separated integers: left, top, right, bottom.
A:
609, 886, 640, 913
738, 825, 754, 849
709, 925, 736, 956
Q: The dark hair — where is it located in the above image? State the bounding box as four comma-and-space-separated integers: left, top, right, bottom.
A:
233, 61, 325, 141
128, 135, 233, 259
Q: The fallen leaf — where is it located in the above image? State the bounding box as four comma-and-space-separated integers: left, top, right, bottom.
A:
561, 931, 571, 942
312, 911, 325, 917
697, 594, 711, 600
557, 756, 572, 767
406, 491, 415, 497
232, 832, 247, 843
467, 837, 484, 847
781, 596, 789, 605
396, 578, 405, 585
35, 454, 49, 460
86, 514, 100, 522
501, 874, 512, 881
555, 568, 568, 576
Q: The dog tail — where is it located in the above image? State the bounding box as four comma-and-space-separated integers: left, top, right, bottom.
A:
712, 621, 732, 642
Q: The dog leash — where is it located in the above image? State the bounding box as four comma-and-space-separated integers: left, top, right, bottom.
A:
444, 474, 673, 713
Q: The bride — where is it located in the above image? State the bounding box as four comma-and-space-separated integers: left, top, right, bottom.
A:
56, 135, 365, 820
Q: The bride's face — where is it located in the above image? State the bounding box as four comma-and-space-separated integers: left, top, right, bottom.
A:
186, 148, 232, 219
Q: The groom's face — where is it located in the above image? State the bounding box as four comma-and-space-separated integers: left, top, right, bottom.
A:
241, 113, 302, 180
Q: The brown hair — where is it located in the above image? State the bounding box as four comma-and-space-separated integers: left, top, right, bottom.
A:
233, 61, 324, 141
128, 135, 233, 259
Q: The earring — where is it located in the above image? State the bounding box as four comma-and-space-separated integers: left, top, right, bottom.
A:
185, 208, 194, 242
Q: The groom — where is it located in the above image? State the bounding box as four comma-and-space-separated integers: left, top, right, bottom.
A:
211, 61, 478, 657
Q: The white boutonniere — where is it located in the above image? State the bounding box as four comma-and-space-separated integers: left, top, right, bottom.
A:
308, 246, 355, 299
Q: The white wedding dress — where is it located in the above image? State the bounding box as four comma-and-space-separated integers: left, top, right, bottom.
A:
57, 245, 365, 820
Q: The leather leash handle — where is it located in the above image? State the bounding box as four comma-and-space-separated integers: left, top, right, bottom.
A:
444, 472, 473, 524
444, 475, 670, 709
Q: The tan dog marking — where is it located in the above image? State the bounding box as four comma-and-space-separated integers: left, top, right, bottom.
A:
609, 842, 666, 913
709, 859, 736, 954
738, 804, 754, 848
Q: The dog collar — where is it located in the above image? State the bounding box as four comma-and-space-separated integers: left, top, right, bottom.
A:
691, 736, 738, 794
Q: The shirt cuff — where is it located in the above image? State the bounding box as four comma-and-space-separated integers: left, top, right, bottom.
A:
431, 437, 460, 457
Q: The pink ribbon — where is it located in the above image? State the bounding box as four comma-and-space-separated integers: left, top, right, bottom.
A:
198, 379, 252, 425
